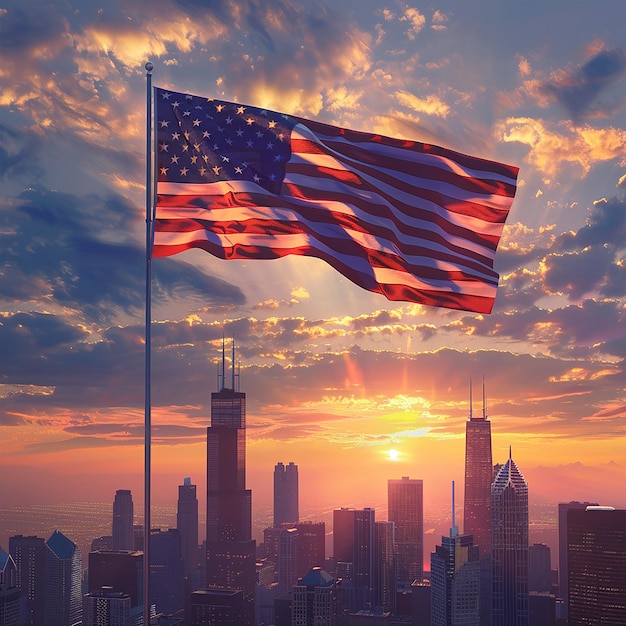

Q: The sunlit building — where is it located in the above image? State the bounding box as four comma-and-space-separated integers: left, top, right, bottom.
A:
387, 477, 423, 584
491, 450, 528, 626
274, 461, 299, 526
463, 380, 492, 556
567, 506, 626, 625
206, 339, 255, 626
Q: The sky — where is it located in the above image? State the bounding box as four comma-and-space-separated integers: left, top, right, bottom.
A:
1, 0, 626, 540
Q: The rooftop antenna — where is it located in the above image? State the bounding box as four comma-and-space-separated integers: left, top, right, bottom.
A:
220, 335, 226, 391
469, 378, 473, 419
482, 375, 487, 420
450, 480, 459, 537
231, 336, 236, 391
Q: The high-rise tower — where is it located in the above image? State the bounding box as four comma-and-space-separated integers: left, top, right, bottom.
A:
491, 449, 529, 626
273, 461, 299, 526
387, 476, 423, 584
567, 506, 626, 625
8, 535, 46, 626
177, 476, 199, 577
206, 338, 255, 626
463, 379, 493, 556
0, 546, 19, 626
112, 490, 134, 551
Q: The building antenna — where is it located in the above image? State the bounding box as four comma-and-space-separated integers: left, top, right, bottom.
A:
482, 375, 487, 420
450, 480, 459, 537
469, 378, 473, 419
231, 336, 236, 391
221, 334, 226, 391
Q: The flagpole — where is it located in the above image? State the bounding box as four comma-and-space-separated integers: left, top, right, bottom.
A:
144, 60, 154, 626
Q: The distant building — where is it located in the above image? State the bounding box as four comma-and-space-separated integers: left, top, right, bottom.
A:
83, 588, 131, 626
177, 477, 199, 578
463, 380, 493, 556
567, 506, 626, 625
112, 490, 135, 551
373, 521, 396, 614
528, 543, 552, 593
387, 477, 423, 584
274, 462, 299, 526
0, 546, 19, 626
205, 339, 255, 626
291, 567, 338, 626
45, 530, 83, 626
8, 535, 46, 626
491, 450, 528, 626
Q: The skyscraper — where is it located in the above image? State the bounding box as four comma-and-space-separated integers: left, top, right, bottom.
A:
206, 338, 255, 626
291, 567, 338, 626
83, 589, 131, 626
177, 476, 199, 577
491, 449, 528, 626
112, 490, 134, 551
8, 535, 46, 626
387, 476, 423, 584
567, 506, 626, 625
0, 546, 19, 626
557, 500, 597, 617
332, 507, 375, 611
45, 530, 83, 626
273, 461, 299, 526
463, 379, 492, 556
149, 528, 184, 616
374, 521, 396, 614
430, 482, 480, 626
88, 549, 143, 608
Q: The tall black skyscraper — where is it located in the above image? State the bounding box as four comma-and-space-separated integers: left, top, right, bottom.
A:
177, 476, 199, 577
206, 339, 255, 626
9, 535, 46, 626
463, 379, 492, 556
273, 461, 299, 526
112, 490, 134, 551
567, 506, 626, 625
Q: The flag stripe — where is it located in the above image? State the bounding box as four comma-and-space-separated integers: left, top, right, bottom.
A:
153, 88, 518, 312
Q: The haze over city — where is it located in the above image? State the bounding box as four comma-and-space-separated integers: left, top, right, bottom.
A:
1, 0, 626, 535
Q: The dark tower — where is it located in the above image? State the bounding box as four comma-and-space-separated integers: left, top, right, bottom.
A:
273, 461, 299, 526
463, 379, 493, 556
206, 338, 255, 626
177, 477, 199, 577
112, 490, 134, 551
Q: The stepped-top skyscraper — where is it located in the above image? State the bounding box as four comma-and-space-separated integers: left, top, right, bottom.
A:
463, 379, 492, 556
112, 489, 134, 551
206, 338, 255, 626
491, 448, 528, 626
273, 461, 299, 526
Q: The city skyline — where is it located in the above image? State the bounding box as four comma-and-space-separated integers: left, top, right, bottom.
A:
1, 0, 626, 530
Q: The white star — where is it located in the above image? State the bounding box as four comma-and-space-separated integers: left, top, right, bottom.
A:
161, 92, 171, 100
212, 165, 222, 175
180, 167, 189, 176
159, 142, 168, 152
160, 120, 169, 128
193, 119, 201, 127
171, 155, 179, 164
171, 132, 180, 140
160, 166, 168, 175
237, 106, 246, 114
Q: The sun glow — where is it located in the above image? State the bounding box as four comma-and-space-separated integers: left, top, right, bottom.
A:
387, 448, 401, 461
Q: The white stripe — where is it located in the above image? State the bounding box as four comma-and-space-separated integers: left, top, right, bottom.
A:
292, 123, 517, 186
155, 204, 499, 278
152, 229, 498, 291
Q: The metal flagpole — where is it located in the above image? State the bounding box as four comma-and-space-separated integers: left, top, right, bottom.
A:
144, 60, 154, 626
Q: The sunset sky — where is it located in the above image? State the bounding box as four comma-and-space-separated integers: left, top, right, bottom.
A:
1, 0, 626, 535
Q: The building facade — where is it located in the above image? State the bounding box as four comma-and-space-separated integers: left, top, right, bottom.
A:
83, 589, 131, 626
0, 547, 19, 626
491, 451, 528, 626
387, 477, 423, 584
205, 340, 255, 626
463, 381, 493, 556
274, 461, 299, 526
177, 476, 199, 578
291, 567, 338, 626
567, 506, 626, 625
8, 535, 46, 626
112, 490, 135, 551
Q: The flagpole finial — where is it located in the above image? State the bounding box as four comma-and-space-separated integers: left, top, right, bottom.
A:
145, 62, 154, 74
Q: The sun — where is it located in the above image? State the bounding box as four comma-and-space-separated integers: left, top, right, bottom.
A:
387, 449, 401, 461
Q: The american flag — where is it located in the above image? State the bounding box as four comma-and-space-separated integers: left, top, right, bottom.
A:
153, 87, 518, 313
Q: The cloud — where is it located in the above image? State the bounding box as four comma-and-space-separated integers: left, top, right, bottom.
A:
541, 47, 626, 122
